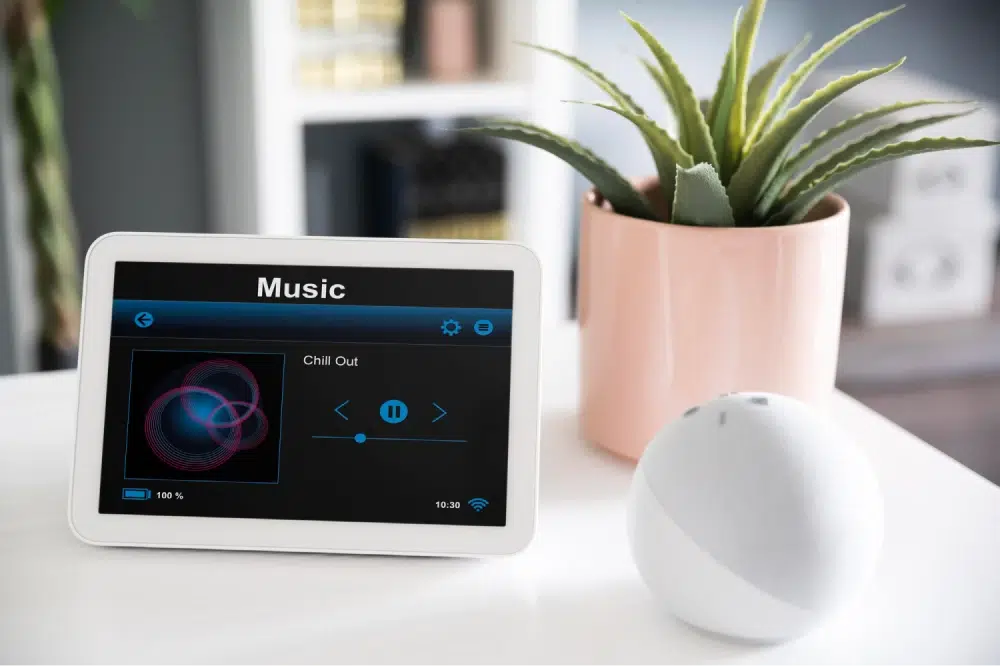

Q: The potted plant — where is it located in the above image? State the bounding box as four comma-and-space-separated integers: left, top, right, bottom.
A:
2, 0, 147, 370
468, 2, 997, 460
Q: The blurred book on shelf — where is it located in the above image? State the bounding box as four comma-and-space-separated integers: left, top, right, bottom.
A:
299, 51, 404, 88
298, 0, 405, 28
296, 0, 489, 87
296, 0, 405, 88
362, 130, 507, 240
408, 213, 506, 240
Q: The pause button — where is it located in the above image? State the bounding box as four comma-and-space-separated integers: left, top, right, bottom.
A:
379, 399, 408, 424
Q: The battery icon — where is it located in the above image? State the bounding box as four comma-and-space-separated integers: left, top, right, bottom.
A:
122, 488, 151, 500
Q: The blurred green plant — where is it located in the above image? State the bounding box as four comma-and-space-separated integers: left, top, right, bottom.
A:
467, 2, 998, 227
2, 0, 147, 369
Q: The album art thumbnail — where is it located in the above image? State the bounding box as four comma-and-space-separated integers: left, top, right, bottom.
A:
124, 350, 285, 483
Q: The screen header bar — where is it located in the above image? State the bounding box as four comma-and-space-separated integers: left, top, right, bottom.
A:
113, 262, 514, 309
112, 300, 512, 346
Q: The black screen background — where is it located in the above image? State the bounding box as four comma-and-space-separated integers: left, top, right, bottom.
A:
98, 262, 514, 527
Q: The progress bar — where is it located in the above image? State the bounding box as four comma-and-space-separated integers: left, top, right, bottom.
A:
312, 434, 468, 444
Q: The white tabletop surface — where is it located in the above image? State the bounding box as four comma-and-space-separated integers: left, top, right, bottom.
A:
2, 326, 1000, 663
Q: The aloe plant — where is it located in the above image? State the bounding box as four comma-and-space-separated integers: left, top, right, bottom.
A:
466, 3, 998, 227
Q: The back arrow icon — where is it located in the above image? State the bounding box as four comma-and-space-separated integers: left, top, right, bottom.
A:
134, 312, 154, 328
432, 402, 447, 423
334, 400, 349, 420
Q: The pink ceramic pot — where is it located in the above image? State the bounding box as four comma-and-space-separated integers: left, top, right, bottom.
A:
578, 183, 850, 461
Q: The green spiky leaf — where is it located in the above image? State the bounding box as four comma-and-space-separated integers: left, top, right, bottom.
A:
641, 58, 683, 141
780, 99, 970, 182
770, 137, 1000, 225
745, 34, 810, 133
641, 58, 677, 111
672, 163, 734, 227
521, 42, 680, 203
463, 121, 657, 221
743, 5, 903, 152
520, 42, 646, 117
761, 106, 979, 216
623, 13, 717, 169
724, 0, 767, 177
710, 11, 740, 180
706, 36, 732, 130
728, 59, 905, 221
567, 101, 693, 209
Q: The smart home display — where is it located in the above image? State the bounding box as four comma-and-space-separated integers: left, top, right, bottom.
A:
70, 234, 542, 556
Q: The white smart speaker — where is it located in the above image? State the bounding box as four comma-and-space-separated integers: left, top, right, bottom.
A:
627, 392, 884, 643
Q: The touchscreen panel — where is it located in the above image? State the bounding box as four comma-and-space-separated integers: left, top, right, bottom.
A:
98, 262, 514, 526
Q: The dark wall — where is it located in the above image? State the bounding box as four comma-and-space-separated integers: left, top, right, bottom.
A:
51, 0, 209, 252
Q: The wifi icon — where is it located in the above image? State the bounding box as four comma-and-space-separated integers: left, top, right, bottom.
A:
468, 497, 489, 512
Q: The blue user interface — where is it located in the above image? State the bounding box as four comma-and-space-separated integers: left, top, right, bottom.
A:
98, 262, 514, 527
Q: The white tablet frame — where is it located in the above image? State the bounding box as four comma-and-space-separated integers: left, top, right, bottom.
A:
69, 232, 542, 556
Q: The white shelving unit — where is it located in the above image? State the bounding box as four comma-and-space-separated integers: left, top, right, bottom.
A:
296, 80, 531, 123
201, 0, 578, 322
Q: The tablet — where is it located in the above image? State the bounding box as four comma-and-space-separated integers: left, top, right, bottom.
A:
69, 233, 542, 556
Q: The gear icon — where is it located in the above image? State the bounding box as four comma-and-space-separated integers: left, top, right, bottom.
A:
441, 318, 462, 336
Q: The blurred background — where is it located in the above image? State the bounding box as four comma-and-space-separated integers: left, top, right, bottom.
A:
0, 0, 998, 480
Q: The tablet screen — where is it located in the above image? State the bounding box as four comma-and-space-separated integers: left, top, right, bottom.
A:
98, 262, 514, 527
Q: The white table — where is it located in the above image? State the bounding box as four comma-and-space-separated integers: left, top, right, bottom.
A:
2, 328, 1000, 663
